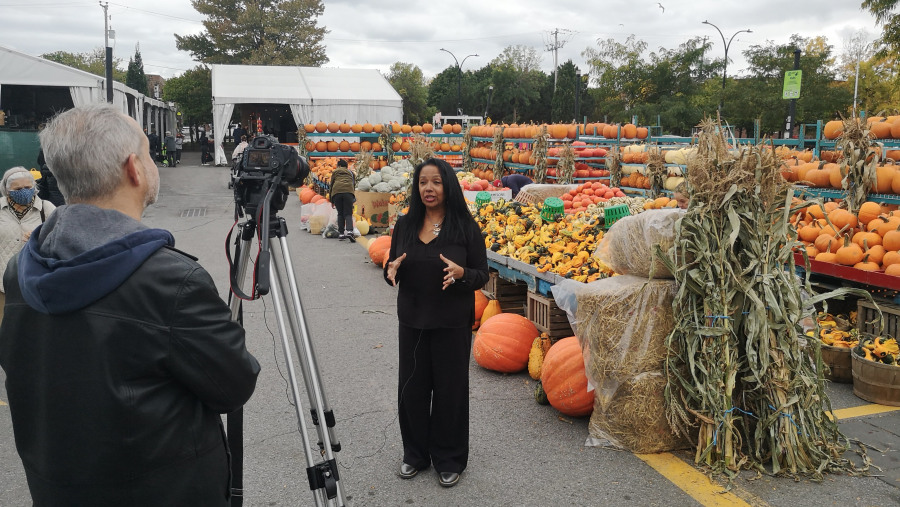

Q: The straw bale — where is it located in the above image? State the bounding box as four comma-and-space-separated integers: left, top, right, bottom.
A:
589, 372, 688, 453
595, 209, 682, 278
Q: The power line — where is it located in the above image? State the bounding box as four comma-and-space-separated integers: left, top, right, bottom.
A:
324, 31, 543, 44
107, 2, 202, 22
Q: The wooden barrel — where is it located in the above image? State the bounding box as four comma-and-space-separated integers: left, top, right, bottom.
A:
821, 344, 853, 383
851, 349, 900, 406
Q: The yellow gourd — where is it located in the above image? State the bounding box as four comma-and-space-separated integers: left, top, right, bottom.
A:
480, 299, 502, 327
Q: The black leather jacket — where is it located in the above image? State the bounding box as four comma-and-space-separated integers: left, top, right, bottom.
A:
0, 246, 260, 506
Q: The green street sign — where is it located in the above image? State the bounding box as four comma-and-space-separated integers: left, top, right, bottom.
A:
783, 70, 802, 99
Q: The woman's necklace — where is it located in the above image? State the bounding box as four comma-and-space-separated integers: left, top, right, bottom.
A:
432, 218, 444, 236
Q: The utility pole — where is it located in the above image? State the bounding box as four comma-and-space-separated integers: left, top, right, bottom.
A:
545, 28, 572, 92
100, 1, 113, 103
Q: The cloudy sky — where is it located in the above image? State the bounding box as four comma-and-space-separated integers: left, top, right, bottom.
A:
1, 0, 885, 82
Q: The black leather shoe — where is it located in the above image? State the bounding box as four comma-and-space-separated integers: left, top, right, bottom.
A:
399, 463, 418, 479
438, 472, 460, 488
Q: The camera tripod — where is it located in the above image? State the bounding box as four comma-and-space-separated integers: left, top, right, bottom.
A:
227, 178, 347, 506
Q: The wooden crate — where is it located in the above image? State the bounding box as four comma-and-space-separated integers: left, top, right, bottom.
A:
526, 291, 573, 339
858, 299, 900, 337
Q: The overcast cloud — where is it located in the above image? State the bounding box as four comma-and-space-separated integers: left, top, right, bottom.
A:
1, 0, 884, 82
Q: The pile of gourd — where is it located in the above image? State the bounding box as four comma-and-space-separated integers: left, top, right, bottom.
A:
475, 200, 612, 282
355, 159, 413, 193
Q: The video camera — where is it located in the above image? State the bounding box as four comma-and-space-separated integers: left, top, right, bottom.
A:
233, 135, 310, 215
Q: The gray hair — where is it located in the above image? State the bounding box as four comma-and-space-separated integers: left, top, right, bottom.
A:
39, 103, 144, 202
1, 167, 35, 197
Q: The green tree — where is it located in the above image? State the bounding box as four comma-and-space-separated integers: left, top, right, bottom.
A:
125, 44, 149, 95
582, 35, 650, 123
550, 60, 579, 123
732, 35, 851, 136
41, 48, 126, 82
162, 66, 212, 131
862, 0, 900, 57
489, 45, 546, 123
386, 62, 433, 125
427, 66, 460, 115
176, 0, 328, 65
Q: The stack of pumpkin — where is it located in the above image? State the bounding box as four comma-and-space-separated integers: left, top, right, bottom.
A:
795, 201, 900, 276
823, 116, 900, 140
297, 185, 327, 206
472, 292, 593, 418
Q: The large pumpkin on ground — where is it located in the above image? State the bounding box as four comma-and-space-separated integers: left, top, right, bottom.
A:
473, 313, 538, 373
368, 236, 391, 266
540, 336, 593, 417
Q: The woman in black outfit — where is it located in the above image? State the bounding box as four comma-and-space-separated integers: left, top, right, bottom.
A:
384, 157, 489, 488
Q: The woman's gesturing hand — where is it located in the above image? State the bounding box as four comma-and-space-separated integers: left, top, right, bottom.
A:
386, 253, 407, 286
440, 254, 463, 291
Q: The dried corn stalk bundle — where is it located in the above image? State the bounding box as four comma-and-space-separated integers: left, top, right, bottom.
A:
606, 149, 622, 187
532, 125, 549, 183
836, 117, 879, 212
556, 144, 576, 185
354, 149, 373, 181
646, 147, 666, 196
409, 133, 434, 166
297, 129, 309, 158
462, 128, 474, 172
492, 126, 504, 176
589, 372, 689, 453
658, 117, 879, 480
379, 130, 394, 160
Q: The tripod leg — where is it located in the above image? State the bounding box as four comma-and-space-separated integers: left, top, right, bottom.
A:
267, 270, 332, 507
270, 236, 348, 506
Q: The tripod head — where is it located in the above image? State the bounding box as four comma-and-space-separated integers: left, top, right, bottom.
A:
230, 136, 310, 298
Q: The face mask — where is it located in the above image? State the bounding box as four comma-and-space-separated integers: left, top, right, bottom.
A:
9, 187, 35, 205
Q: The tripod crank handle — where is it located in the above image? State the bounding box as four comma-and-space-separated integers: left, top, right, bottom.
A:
257, 250, 270, 295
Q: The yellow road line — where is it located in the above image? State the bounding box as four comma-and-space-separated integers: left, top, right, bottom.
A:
829, 404, 900, 420
636, 452, 752, 507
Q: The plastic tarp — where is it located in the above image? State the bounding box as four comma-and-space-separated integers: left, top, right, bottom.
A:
211, 64, 403, 165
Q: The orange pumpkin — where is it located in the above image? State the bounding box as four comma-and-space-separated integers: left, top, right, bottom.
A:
473, 290, 489, 330
473, 313, 538, 373
816, 251, 838, 263
835, 237, 864, 266
315, 121, 328, 133
886, 263, 900, 276
864, 244, 886, 265
368, 236, 391, 266
858, 201, 882, 225
622, 124, 638, 139
540, 336, 593, 417
882, 224, 900, 251
823, 120, 843, 140
872, 164, 897, 193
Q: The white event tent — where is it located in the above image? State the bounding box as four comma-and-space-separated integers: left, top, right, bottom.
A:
211, 64, 403, 165
0, 45, 175, 133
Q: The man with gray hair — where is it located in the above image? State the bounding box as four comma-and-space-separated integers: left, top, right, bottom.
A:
0, 103, 260, 506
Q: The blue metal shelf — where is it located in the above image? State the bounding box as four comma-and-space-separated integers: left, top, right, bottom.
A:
794, 185, 900, 205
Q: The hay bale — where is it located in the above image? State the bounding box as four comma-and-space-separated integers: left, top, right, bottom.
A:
589, 372, 688, 453
575, 275, 677, 406
594, 209, 682, 278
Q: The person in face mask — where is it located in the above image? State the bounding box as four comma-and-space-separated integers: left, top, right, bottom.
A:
0, 167, 56, 322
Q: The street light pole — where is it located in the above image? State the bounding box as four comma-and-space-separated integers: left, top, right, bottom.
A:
702, 21, 752, 117
440, 48, 478, 116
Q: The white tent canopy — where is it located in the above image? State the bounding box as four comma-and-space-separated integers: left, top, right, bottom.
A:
0, 45, 175, 130
211, 64, 403, 164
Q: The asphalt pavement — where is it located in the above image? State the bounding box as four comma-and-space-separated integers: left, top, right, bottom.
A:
1, 150, 899, 506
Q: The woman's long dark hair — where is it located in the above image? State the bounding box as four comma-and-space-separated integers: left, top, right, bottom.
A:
399, 158, 475, 248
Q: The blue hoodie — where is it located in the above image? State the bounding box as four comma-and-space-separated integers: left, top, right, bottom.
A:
16, 204, 174, 314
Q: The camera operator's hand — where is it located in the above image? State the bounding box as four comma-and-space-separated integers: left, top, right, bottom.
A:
386, 253, 406, 286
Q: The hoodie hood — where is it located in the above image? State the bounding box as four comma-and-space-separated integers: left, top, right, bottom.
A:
17, 204, 174, 314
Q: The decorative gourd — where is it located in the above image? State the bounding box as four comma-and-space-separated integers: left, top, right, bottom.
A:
480, 299, 501, 327
355, 219, 369, 236
473, 290, 489, 330
527, 334, 553, 380
473, 313, 539, 373
540, 336, 593, 417
368, 236, 391, 266
534, 381, 550, 405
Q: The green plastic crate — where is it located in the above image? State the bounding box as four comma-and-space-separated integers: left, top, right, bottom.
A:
603, 204, 630, 229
